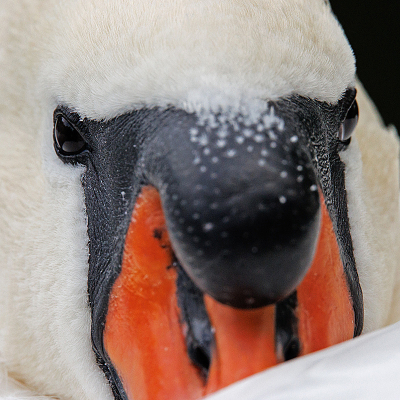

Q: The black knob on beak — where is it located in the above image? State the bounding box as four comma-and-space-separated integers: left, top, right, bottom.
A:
145, 107, 321, 308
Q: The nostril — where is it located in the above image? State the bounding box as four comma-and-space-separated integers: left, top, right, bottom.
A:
275, 292, 301, 361
188, 344, 211, 377
284, 338, 301, 361
176, 263, 213, 377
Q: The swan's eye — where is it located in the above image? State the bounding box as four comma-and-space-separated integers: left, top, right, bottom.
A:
339, 99, 359, 142
54, 114, 86, 155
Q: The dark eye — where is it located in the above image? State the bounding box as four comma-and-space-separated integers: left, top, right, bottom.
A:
339, 99, 359, 142
54, 114, 87, 155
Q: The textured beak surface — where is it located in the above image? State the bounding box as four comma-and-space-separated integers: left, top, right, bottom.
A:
104, 186, 354, 400
76, 97, 362, 400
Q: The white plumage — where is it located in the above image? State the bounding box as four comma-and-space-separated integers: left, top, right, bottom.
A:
0, 0, 399, 399
208, 321, 400, 400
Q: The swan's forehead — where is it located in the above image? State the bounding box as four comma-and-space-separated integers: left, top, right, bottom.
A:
42, 0, 355, 119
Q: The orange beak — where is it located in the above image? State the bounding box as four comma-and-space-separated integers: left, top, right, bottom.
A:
103, 185, 354, 400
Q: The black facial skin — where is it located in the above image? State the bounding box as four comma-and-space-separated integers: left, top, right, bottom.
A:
53, 88, 362, 400
277, 91, 363, 334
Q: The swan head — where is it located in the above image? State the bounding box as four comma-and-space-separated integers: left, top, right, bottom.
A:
3, 1, 395, 400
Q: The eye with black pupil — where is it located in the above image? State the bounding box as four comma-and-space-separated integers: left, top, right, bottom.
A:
54, 115, 86, 155
339, 99, 359, 142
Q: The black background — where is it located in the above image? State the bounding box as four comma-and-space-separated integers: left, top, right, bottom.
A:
330, 1, 399, 130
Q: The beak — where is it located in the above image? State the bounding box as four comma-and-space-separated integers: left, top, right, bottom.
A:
101, 106, 356, 400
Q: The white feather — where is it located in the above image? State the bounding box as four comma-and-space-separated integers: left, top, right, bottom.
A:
0, 363, 55, 400
0, 0, 398, 399
36, 0, 355, 119
341, 82, 400, 332
206, 322, 400, 400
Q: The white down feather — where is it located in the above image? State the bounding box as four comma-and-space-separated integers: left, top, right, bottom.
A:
0, 0, 399, 399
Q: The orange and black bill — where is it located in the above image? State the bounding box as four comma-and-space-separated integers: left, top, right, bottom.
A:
103, 186, 355, 400
60, 90, 362, 400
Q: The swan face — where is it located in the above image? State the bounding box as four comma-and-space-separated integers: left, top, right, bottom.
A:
39, 0, 355, 118
2, 1, 399, 400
